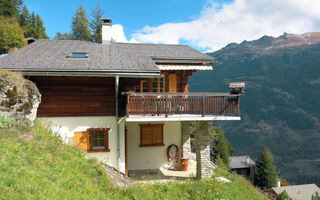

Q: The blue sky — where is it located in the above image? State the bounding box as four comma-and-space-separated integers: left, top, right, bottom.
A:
24, 0, 214, 39
24, 0, 320, 52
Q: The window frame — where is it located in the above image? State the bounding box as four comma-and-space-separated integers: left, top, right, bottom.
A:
139, 124, 164, 147
67, 52, 88, 58
87, 128, 110, 152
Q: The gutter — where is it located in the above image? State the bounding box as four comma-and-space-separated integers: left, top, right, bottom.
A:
21, 71, 161, 78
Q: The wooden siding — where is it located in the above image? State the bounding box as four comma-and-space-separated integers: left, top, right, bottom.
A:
28, 76, 116, 117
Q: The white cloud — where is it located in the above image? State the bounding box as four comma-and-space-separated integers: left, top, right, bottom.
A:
111, 24, 128, 43
131, 0, 320, 51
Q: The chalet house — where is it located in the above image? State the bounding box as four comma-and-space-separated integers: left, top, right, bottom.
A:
0, 19, 243, 179
267, 184, 320, 200
230, 156, 256, 181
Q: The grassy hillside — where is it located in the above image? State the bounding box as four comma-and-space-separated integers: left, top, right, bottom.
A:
189, 36, 320, 185
0, 116, 267, 200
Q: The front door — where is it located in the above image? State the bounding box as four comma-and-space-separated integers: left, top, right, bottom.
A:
168, 74, 177, 93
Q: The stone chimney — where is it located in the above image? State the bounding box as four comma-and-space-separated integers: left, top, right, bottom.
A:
276, 179, 281, 187
246, 156, 250, 164
101, 18, 112, 44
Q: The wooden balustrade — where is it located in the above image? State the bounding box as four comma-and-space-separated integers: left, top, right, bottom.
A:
122, 92, 241, 117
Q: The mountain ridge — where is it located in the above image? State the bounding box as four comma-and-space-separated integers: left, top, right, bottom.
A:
190, 32, 320, 186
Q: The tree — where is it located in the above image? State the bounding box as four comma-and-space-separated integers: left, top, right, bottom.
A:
211, 126, 233, 168
54, 32, 73, 40
312, 192, 320, 200
18, 5, 30, 28
33, 14, 48, 39
276, 190, 291, 200
0, 16, 26, 54
17, 6, 48, 39
90, 3, 104, 42
254, 146, 278, 189
0, 0, 23, 17
71, 5, 91, 41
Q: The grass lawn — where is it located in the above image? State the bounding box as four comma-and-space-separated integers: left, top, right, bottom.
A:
0, 117, 268, 200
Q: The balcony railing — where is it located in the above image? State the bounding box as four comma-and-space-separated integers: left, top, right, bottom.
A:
122, 92, 241, 118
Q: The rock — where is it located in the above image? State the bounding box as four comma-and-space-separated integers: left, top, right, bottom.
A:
0, 70, 41, 122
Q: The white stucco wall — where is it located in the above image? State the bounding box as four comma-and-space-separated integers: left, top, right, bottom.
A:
39, 116, 120, 169
126, 121, 181, 170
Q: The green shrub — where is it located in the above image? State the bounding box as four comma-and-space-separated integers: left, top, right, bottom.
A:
0, 114, 15, 129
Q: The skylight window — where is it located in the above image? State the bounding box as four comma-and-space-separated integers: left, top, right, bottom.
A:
68, 52, 88, 58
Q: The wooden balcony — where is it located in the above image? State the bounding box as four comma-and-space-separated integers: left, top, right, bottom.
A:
122, 92, 241, 120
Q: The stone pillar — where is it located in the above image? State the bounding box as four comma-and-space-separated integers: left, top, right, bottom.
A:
198, 121, 213, 179
181, 121, 192, 159
181, 121, 213, 179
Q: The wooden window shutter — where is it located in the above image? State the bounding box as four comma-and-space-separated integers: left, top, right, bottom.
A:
104, 130, 109, 151
141, 125, 153, 145
169, 74, 177, 93
74, 131, 89, 151
140, 124, 164, 147
152, 125, 163, 145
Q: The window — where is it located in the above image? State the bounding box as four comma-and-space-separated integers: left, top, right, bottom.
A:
152, 77, 164, 92
91, 129, 106, 150
134, 78, 165, 93
135, 80, 149, 92
74, 128, 110, 152
68, 52, 88, 58
140, 124, 164, 147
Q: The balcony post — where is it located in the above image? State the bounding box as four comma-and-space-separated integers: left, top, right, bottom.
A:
165, 95, 168, 117
237, 96, 240, 116
202, 96, 205, 117
126, 95, 129, 118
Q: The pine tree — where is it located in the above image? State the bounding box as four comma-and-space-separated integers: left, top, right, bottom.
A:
90, 3, 104, 42
254, 146, 278, 189
312, 192, 320, 200
18, 7, 48, 39
276, 190, 291, 200
33, 14, 48, 39
0, 0, 22, 17
71, 5, 92, 41
211, 126, 233, 168
54, 32, 73, 40
18, 5, 30, 27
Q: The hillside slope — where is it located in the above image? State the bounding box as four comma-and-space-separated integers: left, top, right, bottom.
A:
0, 116, 267, 200
190, 32, 320, 185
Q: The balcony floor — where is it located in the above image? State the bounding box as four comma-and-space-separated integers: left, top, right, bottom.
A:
125, 114, 241, 122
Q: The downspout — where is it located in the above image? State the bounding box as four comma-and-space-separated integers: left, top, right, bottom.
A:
115, 75, 121, 170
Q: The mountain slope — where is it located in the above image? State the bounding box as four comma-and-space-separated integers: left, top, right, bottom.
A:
0, 116, 268, 200
190, 32, 320, 185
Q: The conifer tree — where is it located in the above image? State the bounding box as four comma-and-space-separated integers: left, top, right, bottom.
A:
0, 0, 22, 17
276, 190, 291, 200
54, 32, 73, 40
211, 126, 233, 168
18, 5, 30, 27
312, 192, 320, 200
254, 146, 278, 189
90, 3, 104, 42
71, 5, 92, 41
18, 6, 48, 39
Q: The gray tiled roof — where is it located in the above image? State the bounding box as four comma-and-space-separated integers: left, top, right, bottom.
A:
272, 184, 320, 200
0, 40, 213, 73
230, 156, 256, 169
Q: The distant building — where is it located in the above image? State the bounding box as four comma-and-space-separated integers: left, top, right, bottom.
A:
230, 156, 256, 180
270, 184, 320, 200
